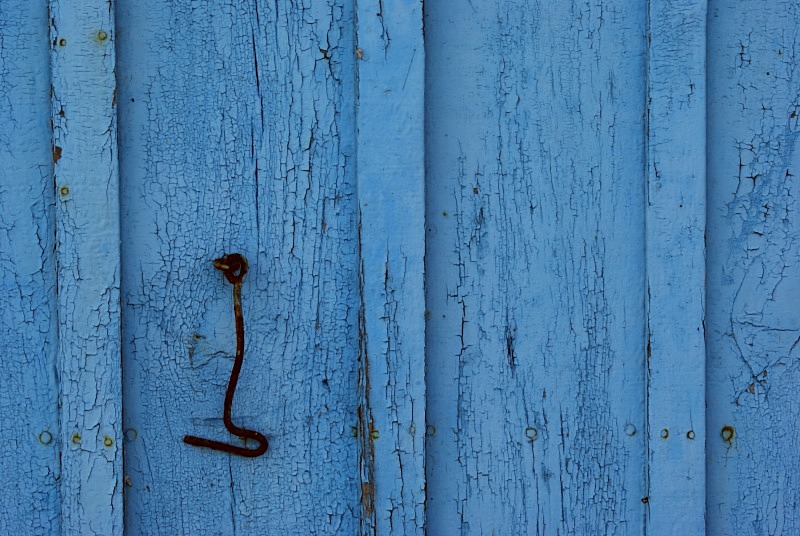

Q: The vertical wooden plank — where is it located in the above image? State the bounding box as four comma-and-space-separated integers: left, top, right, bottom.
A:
0, 3, 60, 534
707, 3, 800, 533
355, 1, 426, 534
425, 2, 648, 533
117, 1, 361, 533
644, 1, 707, 532
50, 0, 122, 533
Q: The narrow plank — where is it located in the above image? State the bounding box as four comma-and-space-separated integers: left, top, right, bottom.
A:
49, 1, 123, 533
355, 1, 426, 534
644, 1, 707, 532
425, 2, 648, 533
0, 3, 60, 534
117, 1, 362, 532
706, 3, 800, 534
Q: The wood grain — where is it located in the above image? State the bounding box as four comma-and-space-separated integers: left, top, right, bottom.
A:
707, 2, 800, 533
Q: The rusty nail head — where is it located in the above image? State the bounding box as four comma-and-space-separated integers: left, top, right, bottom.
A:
721, 425, 734, 442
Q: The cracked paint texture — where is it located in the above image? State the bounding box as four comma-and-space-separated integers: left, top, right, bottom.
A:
0, 3, 60, 534
117, 0, 361, 533
50, 0, 123, 534
355, 1, 426, 535
425, 2, 648, 533
707, 2, 800, 534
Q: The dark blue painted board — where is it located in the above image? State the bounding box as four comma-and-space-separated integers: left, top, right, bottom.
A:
0, 3, 60, 534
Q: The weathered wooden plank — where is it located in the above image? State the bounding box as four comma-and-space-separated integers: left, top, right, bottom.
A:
49, 0, 123, 533
425, 2, 648, 533
355, 1, 426, 534
117, 1, 361, 532
706, 2, 800, 534
0, 3, 60, 534
644, 1, 707, 532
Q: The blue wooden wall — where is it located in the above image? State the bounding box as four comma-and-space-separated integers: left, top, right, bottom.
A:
0, 1, 798, 534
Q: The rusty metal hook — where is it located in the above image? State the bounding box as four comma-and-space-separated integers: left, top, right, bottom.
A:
184, 253, 268, 457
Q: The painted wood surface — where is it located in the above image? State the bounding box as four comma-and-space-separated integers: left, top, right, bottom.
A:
706, 2, 800, 534
116, 1, 363, 533
425, 2, 650, 533
4, 2, 800, 533
50, 1, 124, 534
355, 1, 426, 534
0, 3, 61, 534
644, 1, 707, 532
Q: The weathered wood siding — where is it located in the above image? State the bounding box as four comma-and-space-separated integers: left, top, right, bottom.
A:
0, 3, 60, 534
425, 2, 652, 533
707, 2, 800, 534
2, 1, 800, 534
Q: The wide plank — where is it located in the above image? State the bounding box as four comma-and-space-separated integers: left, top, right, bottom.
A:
707, 2, 800, 533
425, 2, 648, 533
117, 1, 361, 532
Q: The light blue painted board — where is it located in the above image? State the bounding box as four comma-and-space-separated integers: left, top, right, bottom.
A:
425, 2, 648, 533
644, 1, 707, 532
117, 1, 361, 533
0, 2, 60, 534
355, 1, 426, 534
50, 1, 123, 533
706, 3, 800, 534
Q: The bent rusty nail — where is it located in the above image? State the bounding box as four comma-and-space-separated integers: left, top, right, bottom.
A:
184, 253, 268, 457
